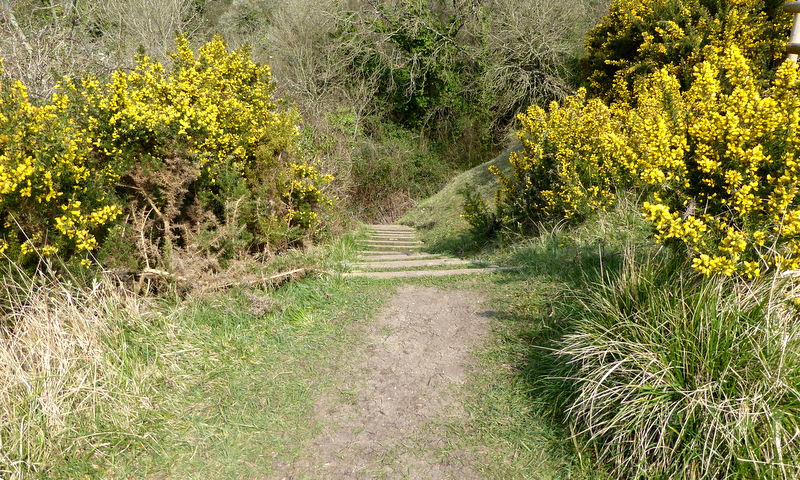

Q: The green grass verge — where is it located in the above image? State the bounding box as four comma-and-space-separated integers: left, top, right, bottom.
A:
40, 229, 391, 479
109, 275, 390, 479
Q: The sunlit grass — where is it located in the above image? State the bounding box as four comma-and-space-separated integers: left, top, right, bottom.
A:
560, 253, 800, 479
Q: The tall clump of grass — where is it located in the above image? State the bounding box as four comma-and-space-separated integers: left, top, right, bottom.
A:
0, 270, 163, 479
560, 253, 800, 479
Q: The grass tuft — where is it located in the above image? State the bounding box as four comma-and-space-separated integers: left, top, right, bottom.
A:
560, 253, 800, 479
0, 271, 165, 479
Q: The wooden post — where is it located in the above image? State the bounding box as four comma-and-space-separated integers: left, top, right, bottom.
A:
786, 2, 800, 62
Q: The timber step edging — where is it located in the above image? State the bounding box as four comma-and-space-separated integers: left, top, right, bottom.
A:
363, 240, 424, 246
352, 258, 476, 269
361, 245, 423, 251
344, 267, 507, 279
359, 254, 444, 261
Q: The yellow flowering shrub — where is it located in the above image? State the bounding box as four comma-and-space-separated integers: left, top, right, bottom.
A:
0, 76, 120, 267
631, 48, 800, 277
492, 90, 631, 231
71, 36, 300, 181
0, 36, 333, 272
283, 162, 334, 231
584, 0, 789, 99
495, 44, 800, 277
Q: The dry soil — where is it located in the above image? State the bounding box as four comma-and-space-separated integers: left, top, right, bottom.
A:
278, 286, 490, 479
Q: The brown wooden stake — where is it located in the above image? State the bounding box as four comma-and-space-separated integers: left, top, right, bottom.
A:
786, 2, 800, 62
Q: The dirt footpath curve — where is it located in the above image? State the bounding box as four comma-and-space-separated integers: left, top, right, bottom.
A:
279, 286, 490, 479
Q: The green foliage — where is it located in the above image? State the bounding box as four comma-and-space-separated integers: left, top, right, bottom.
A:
309, 0, 605, 174
459, 184, 498, 238
335, 0, 470, 129
340, 117, 452, 220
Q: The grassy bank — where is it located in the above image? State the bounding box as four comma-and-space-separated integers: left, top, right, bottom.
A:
400, 144, 518, 254
1, 230, 398, 479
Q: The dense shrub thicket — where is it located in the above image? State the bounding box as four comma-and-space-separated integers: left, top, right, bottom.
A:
2, 0, 609, 222
323, 0, 608, 164
488, 1, 798, 278
583, 0, 789, 99
206, 0, 609, 219
0, 37, 332, 274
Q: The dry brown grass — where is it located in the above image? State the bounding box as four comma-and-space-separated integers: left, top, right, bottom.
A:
0, 270, 165, 479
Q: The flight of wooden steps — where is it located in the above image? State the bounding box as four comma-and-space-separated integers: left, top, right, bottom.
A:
344, 224, 503, 279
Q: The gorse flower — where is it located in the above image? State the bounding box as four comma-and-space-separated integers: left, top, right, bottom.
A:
492, 90, 630, 232
584, 0, 790, 100
0, 74, 119, 265
632, 48, 800, 276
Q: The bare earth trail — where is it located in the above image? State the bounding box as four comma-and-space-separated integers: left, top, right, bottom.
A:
279, 226, 497, 479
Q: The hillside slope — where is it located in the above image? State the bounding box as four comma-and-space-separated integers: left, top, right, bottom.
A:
400, 143, 520, 253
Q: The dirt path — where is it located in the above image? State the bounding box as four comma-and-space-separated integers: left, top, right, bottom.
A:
279, 286, 490, 479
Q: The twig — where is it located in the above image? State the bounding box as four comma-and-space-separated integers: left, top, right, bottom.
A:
237, 268, 310, 288
0, 0, 33, 55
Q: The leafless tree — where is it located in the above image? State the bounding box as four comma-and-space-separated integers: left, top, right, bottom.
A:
0, 0, 196, 98
97, 0, 197, 61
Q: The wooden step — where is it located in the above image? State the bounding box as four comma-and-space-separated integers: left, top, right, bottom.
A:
344, 267, 503, 279
368, 231, 416, 236
361, 244, 422, 251
367, 224, 414, 231
364, 240, 423, 247
359, 253, 442, 261
370, 234, 417, 240
354, 258, 474, 269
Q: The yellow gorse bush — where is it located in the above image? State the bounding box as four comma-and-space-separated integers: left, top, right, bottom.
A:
284, 162, 334, 230
584, 0, 789, 99
495, 45, 800, 277
492, 90, 629, 231
634, 48, 800, 277
0, 36, 332, 271
0, 76, 121, 264
70, 36, 300, 179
